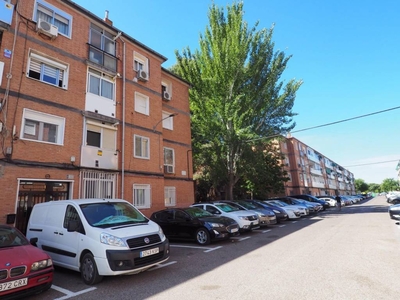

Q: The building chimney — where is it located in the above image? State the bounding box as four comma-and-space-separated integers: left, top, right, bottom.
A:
104, 10, 113, 26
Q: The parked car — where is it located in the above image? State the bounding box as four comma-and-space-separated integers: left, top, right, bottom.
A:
316, 195, 341, 207
246, 200, 289, 223
150, 207, 239, 245
386, 191, 400, 203
219, 200, 277, 226
191, 202, 260, 232
0, 224, 54, 299
388, 204, 400, 220
266, 199, 309, 217
274, 196, 317, 213
26, 199, 170, 285
259, 200, 301, 220
291, 194, 330, 210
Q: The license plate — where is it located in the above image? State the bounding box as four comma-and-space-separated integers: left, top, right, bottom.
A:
140, 247, 159, 258
0, 278, 28, 292
231, 228, 239, 233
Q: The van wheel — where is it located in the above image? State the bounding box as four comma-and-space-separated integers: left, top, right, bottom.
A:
196, 228, 210, 245
80, 253, 103, 285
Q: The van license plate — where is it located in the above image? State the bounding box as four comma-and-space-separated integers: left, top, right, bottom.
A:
0, 278, 28, 292
140, 247, 159, 258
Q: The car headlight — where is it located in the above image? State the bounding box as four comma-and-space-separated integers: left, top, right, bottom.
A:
31, 258, 52, 271
206, 222, 224, 228
100, 233, 126, 247
273, 210, 280, 214
239, 216, 250, 220
158, 226, 166, 240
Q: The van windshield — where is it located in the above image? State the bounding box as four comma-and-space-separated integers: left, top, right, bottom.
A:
80, 202, 149, 228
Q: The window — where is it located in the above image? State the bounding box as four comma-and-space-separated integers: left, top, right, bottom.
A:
134, 135, 149, 159
133, 184, 151, 209
134, 92, 149, 115
21, 109, 65, 145
89, 23, 117, 71
87, 68, 114, 100
27, 51, 68, 89
134, 51, 148, 78
164, 187, 176, 206
164, 147, 174, 173
63, 205, 82, 232
86, 121, 116, 151
162, 111, 174, 130
34, 0, 72, 37
161, 80, 172, 100
81, 171, 116, 198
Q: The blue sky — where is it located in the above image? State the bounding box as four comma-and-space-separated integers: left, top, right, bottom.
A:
73, 0, 400, 184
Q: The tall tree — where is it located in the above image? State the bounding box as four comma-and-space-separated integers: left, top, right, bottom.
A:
173, 2, 302, 199
380, 178, 399, 192
355, 179, 369, 193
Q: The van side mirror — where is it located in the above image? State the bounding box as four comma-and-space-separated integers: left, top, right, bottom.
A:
30, 237, 38, 247
67, 220, 80, 232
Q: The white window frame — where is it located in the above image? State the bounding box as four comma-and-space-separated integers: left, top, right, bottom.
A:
162, 111, 174, 130
87, 68, 115, 101
164, 186, 176, 207
163, 147, 175, 169
85, 120, 117, 151
27, 51, 69, 89
134, 51, 148, 73
21, 108, 65, 145
133, 184, 151, 209
33, 0, 72, 38
134, 92, 149, 115
134, 135, 150, 159
80, 171, 116, 199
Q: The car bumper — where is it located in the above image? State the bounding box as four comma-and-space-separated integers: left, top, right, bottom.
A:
0, 268, 53, 300
100, 239, 170, 276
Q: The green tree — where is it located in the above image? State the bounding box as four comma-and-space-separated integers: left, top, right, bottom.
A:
173, 2, 302, 199
355, 179, 369, 193
368, 183, 381, 193
380, 178, 399, 192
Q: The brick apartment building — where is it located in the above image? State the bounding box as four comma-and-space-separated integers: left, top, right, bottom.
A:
0, 0, 194, 233
276, 135, 355, 197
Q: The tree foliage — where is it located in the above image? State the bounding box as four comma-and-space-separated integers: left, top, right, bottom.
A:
355, 179, 369, 193
380, 178, 399, 192
172, 2, 302, 199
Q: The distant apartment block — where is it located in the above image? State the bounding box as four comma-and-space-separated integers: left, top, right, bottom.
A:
276, 135, 355, 196
0, 0, 194, 233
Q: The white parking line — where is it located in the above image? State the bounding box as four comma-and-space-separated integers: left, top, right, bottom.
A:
278, 225, 285, 228
148, 261, 177, 271
291, 221, 298, 224
262, 229, 271, 233
52, 285, 96, 300
170, 244, 221, 252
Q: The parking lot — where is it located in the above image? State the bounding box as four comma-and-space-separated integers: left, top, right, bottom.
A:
28, 196, 400, 300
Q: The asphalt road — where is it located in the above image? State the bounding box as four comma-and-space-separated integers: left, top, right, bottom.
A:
29, 195, 399, 300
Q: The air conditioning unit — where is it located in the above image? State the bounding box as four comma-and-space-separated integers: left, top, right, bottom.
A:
137, 70, 148, 81
164, 165, 174, 174
37, 18, 58, 39
163, 91, 171, 100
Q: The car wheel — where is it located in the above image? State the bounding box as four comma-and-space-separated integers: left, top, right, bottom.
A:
80, 253, 103, 285
196, 228, 211, 245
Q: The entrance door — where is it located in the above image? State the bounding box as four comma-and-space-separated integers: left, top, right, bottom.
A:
16, 181, 70, 235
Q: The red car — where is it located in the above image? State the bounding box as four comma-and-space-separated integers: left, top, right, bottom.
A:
0, 225, 53, 299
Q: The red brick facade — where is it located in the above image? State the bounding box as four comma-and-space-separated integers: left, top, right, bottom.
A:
0, 0, 194, 229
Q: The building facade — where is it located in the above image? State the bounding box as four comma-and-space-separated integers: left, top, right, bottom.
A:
0, 0, 194, 232
278, 135, 355, 196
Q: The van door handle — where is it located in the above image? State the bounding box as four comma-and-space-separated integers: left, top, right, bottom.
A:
59, 233, 64, 236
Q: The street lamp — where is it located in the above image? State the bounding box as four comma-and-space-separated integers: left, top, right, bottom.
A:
152, 113, 177, 132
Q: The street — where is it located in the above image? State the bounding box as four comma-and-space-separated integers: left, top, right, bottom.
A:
29, 195, 399, 300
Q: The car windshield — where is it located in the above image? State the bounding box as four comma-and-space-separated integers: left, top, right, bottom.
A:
215, 203, 239, 212
0, 226, 29, 248
237, 201, 257, 209
184, 207, 213, 218
81, 202, 149, 228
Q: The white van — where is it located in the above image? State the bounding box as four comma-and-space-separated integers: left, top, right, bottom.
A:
26, 198, 170, 285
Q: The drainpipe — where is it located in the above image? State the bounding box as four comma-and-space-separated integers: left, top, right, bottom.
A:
114, 33, 126, 199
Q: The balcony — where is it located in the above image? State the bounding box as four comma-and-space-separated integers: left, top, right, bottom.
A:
88, 44, 117, 72
81, 145, 118, 169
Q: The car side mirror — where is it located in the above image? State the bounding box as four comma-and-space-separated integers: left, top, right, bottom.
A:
67, 220, 80, 232
30, 237, 38, 247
